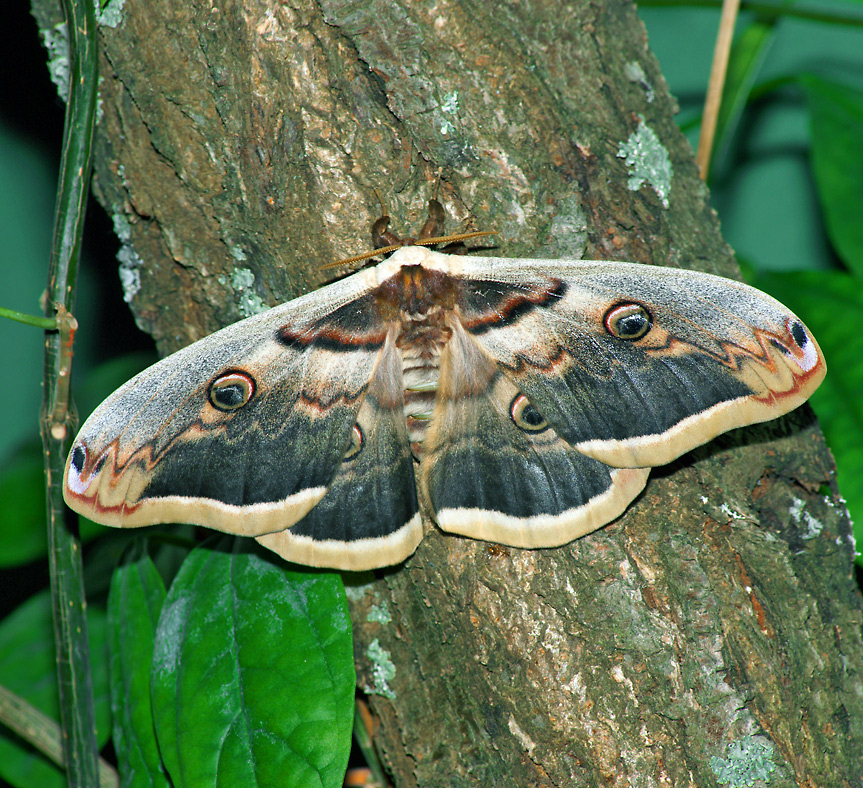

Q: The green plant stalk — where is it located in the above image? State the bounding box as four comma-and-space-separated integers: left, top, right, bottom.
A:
695, 0, 741, 179
353, 701, 390, 788
0, 305, 58, 329
39, 0, 101, 785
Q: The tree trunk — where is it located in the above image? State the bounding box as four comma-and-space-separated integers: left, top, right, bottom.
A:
32, 0, 863, 784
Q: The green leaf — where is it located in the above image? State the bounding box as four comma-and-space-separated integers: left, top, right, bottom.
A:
750, 269, 863, 562
800, 74, 863, 278
0, 591, 111, 788
108, 547, 171, 788
151, 541, 355, 788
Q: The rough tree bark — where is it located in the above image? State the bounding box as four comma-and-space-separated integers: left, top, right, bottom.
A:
32, 0, 863, 784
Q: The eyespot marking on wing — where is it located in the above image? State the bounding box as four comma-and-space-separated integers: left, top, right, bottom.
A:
769, 319, 819, 373
344, 424, 364, 461
208, 371, 256, 411
70, 443, 86, 473
510, 394, 549, 433
788, 319, 819, 372
604, 302, 653, 340
66, 443, 110, 496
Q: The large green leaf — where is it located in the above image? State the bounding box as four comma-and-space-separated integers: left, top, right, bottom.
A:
151, 541, 355, 788
751, 268, 863, 562
801, 74, 863, 278
0, 591, 110, 788
108, 548, 171, 788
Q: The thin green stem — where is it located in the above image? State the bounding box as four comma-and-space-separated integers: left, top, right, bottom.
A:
0, 306, 58, 329
40, 0, 101, 786
353, 700, 391, 788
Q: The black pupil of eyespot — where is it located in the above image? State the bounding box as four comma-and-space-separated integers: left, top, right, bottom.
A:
71, 445, 85, 472
214, 383, 245, 408
617, 313, 646, 336
522, 405, 544, 427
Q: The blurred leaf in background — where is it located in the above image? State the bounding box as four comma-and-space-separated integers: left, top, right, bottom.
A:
0, 123, 54, 456
801, 73, 863, 278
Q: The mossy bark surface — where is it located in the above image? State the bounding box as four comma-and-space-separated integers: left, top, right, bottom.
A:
31, 0, 863, 784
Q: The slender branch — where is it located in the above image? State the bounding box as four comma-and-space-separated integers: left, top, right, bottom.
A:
48, 307, 79, 444
40, 0, 101, 785
696, 0, 741, 179
0, 685, 119, 788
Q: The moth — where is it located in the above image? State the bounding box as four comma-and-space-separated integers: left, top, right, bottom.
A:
63, 230, 825, 570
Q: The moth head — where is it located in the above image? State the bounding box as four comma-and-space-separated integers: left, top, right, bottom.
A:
604, 302, 653, 341
208, 371, 256, 411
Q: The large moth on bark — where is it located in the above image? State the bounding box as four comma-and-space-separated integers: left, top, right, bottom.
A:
64, 236, 825, 570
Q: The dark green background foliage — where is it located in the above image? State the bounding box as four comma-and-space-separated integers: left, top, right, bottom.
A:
0, 2, 861, 786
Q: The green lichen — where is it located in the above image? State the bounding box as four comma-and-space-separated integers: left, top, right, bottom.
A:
710, 736, 776, 787
365, 639, 396, 699
617, 116, 673, 208
118, 245, 143, 303
437, 91, 459, 136
111, 212, 132, 242
623, 61, 655, 103
343, 577, 376, 601
229, 268, 268, 317
789, 497, 824, 539
229, 244, 248, 262
98, 0, 126, 28
41, 23, 70, 102
367, 602, 391, 625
